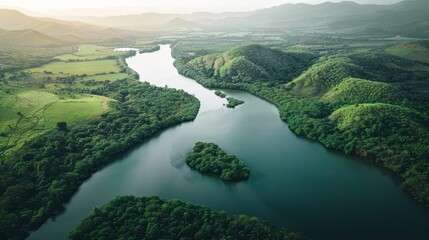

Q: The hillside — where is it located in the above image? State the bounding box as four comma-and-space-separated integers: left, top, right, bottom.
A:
386, 42, 429, 63
0, 29, 63, 47
0, 9, 141, 42
322, 78, 399, 106
175, 43, 429, 205
186, 44, 315, 85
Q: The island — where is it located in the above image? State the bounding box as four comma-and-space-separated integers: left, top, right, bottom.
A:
215, 90, 227, 98
186, 142, 250, 181
226, 97, 245, 108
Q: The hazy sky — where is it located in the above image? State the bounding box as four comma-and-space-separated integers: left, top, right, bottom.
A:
1, 0, 402, 14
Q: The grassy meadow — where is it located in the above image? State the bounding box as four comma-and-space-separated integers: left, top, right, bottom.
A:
0, 89, 112, 156
29, 59, 121, 75
0, 44, 127, 156
55, 44, 123, 61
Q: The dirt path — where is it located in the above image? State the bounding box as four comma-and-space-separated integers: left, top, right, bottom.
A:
102, 98, 108, 112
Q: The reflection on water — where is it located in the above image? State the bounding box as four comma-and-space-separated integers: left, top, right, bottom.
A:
29, 45, 429, 240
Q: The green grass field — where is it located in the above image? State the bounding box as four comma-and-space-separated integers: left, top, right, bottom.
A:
0, 89, 112, 155
385, 43, 429, 63
55, 44, 121, 61
29, 59, 121, 75
81, 73, 129, 82
1, 44, 124, 155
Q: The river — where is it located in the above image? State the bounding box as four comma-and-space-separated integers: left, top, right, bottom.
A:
29, 45, 429, 240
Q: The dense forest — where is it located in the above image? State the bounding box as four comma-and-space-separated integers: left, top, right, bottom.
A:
0, 52, 200, 239
186, 142, 250, 181
70, 196, 308, 240
174, 43, 429, 205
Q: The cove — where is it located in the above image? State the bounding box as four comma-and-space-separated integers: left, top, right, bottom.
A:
28, 45, 429, 240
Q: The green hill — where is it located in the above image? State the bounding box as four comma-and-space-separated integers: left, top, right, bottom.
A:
187, 44, 314, 85
0, 29, 63, 47
0, 9, 141, 43
322, 78, 399, 106
175, 43, 429, 205
329, 103, 427, 138
287, 57, 370, 97
386, 42, 429, 63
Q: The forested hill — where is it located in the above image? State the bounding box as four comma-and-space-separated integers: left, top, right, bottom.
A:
70, 196, 309, 240
174, 43, 429, 206
182, 44, 315, 86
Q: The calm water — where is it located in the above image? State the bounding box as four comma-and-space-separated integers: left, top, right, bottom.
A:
29, 45, 429, 240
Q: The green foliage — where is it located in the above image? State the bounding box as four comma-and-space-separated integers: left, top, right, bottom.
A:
174, 43, 429, 206
214, 90, 226, 98
186, 142, 250, 181
385, 42, 429, 63
0, 55, 199, 239
55, 44, 125, 62
70, 196, 308, 240
226, 97, 245, 108
322, 78, 400, 107
287, 57, 370, 97
29, 60, 121, 76
0, 90, 109, 155
188, 44, 315, 85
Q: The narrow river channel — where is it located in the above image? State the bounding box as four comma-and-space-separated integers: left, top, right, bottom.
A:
29, 45, 429, 240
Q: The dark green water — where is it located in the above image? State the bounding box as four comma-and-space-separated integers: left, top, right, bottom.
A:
29, 45, 429, 240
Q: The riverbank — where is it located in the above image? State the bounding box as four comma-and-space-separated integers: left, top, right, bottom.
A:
29, 45, 429, 240
2, 52, 200, 239
173, 45, 429, 207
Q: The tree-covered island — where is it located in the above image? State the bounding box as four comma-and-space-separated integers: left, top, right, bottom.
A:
186, 142, 250, 181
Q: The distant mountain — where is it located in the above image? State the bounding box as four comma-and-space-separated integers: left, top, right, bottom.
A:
208, 0, 429, 38
0, 28, 63, 47
163, 18, 198, 30
209, 1, 384, 30
73, 0, 428, 38
0, 9, 142, 42
77, 12, 250, 31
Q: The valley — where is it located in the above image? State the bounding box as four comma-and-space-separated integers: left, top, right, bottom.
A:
0, 1, 428, 239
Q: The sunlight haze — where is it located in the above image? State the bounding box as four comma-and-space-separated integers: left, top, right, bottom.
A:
1, 0, 402, 15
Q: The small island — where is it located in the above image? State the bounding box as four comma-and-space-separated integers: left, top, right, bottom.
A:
186, 142, 250, 181
215, 90, 227, 98
226, 97, 245, 108
215, 90, 245, 108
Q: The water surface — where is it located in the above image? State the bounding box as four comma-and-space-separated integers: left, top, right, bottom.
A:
29, 45, 429, 240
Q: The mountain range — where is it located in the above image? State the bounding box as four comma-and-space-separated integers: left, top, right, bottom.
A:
76, 0, 429, 38
0, 9, 142, 43
0, 0, 428, 41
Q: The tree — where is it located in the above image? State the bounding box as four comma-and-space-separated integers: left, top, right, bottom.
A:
56, 122, 68, 132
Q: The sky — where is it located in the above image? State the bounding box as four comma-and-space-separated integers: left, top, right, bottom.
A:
0, 0, 403, 15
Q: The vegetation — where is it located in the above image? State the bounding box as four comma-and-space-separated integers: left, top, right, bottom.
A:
174, 43, 429, 205
385, 42, 429, 63
214, 90, 226, 98
0, 90, 111, 155
29, 59, 121, 75
55, 44, 124, 61
0, 44, 200, 239
226, 97, 245, 108
186, 142, 250, 181
70, 196, 308, 240
185, 44, 315, 86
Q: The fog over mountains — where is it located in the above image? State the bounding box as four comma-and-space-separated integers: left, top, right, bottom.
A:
0, 0, 428, 39
76, 0, 429, 38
